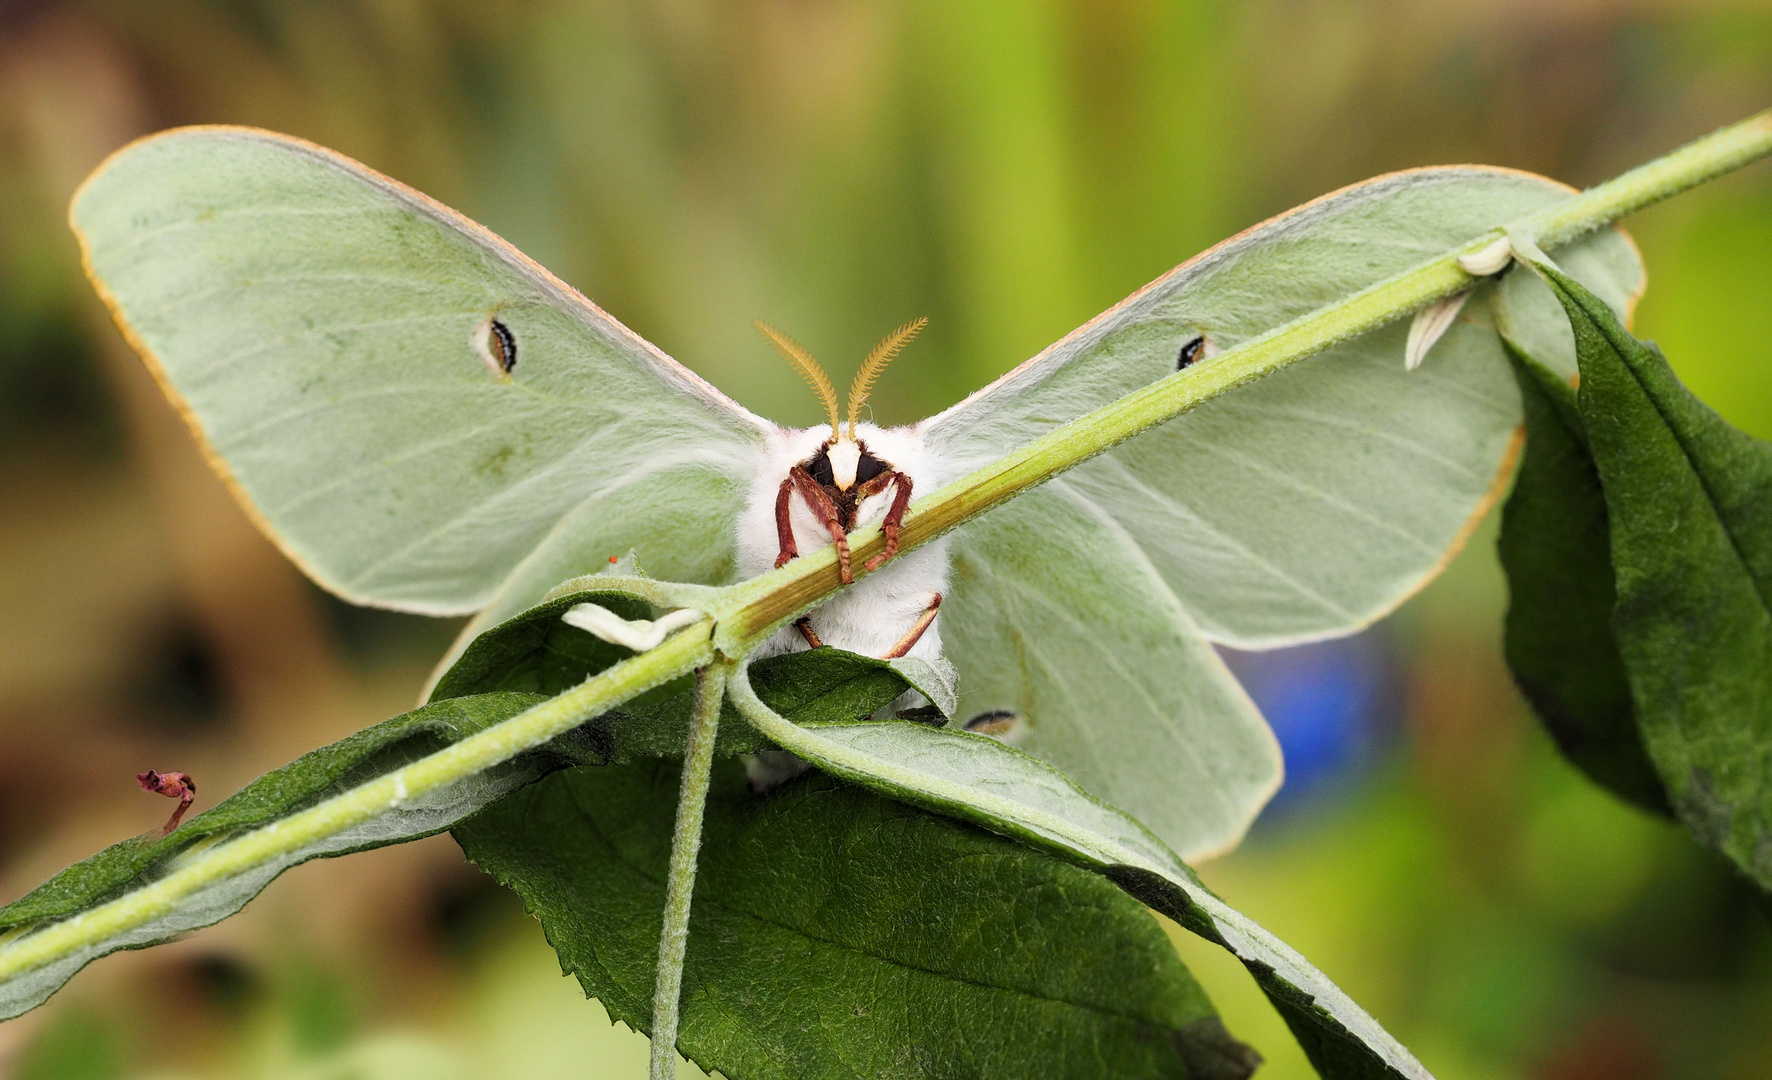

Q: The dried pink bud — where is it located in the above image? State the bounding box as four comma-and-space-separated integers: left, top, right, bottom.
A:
137, 769, 197, 834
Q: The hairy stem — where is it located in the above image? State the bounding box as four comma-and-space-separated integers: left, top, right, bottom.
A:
0, 620, 713, 986
2, 107, 1769, 1000
649, 663, 728, 1080
714, 107, 1772, 650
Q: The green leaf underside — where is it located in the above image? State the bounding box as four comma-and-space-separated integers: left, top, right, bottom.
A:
726, 665, 1430, 1080
1539, 264, 1772, 889
0, 691, 548, 1019
428, 587, 951, 761
0, 692, 546, 932
1497, 340, 1669, 813
0, 605, 926, 1019
428, 590, 655, 701
455, 760, 1261, 1080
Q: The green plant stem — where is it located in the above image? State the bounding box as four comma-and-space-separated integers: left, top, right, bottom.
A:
0, 619, 713, 986
714, 107, 1772, 650
3, 107, 1769, 997
649, 662, 728, 1080
1526, 110, 1772, 249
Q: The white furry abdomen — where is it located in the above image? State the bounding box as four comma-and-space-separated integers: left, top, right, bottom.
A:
734, 422, 950, 661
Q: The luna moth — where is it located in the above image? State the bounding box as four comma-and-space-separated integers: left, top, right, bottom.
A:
71, 127, 1642, 860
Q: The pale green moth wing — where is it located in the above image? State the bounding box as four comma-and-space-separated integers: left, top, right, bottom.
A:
922, 167, 1643, 648
72, 126, 773, 615
942, 482, 1281, 860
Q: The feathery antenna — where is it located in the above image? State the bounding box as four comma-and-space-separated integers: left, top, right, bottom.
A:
847, 317, 927, 438
755, 320, 840, 439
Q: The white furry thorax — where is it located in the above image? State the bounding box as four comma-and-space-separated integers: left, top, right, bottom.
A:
734, 421, 950, 661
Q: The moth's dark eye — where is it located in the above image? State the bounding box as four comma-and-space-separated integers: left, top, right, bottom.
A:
1176, 334, 1204, 371
855, 450, 887, 485
475, 316, 518, 375
807, 448, 834, 487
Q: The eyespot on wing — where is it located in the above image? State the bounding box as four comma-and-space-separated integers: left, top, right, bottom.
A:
1177, 335, 1204, 370
473, 315, 518, 375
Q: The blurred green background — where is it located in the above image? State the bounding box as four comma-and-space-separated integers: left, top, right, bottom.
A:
0, 2, 1769, 1078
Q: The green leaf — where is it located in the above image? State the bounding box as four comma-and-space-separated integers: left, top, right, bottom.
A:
1535, 262, 1772, 889
726, 666, 1432, 1080
0, 601, 946, 1022
1497, 340, 1669, 813
0, 692, 549, 1018
758, 651, 957, 726
429, 590, 656, 700
429, 586, 953, 761
455, 760, 1260, 1080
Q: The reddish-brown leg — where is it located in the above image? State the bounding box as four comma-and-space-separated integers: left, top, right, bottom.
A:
863, 472, 914, 573
790, 467, 853, 583
882, 592, 942, 659
794, 617, 825, 649
773, 477, 798, 568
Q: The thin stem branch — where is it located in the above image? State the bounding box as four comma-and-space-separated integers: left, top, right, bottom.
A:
713, 107, 1772, 650
649, 662, 728, 1080
1524, 110, 1772, 249
3, 106, 1769, 1000
0, 620, 714, 986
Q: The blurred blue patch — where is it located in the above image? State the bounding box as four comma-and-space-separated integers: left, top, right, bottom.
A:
1218, 629, 1401, 814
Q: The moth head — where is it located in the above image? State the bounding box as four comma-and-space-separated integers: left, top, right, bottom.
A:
806, 437, 890, 492
755, 316, 929, 466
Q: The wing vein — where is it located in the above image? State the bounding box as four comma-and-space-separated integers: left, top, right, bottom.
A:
266, 420, 508, 517
1401, 369, 1517, 416
94, 204, 382, 260
213, 384, 537, 448
189, 312, 463, 384
1080, 457, 1362, 623
1173, 437, 1445, 557
133, 273, 492, 324
984, 567, 1241, 821
343, 438, 741, 592
1209, 405, 1488, 482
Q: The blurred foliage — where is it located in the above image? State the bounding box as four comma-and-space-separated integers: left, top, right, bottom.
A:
0, 1, 1769, 1078
11, 1006, 119, 1080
